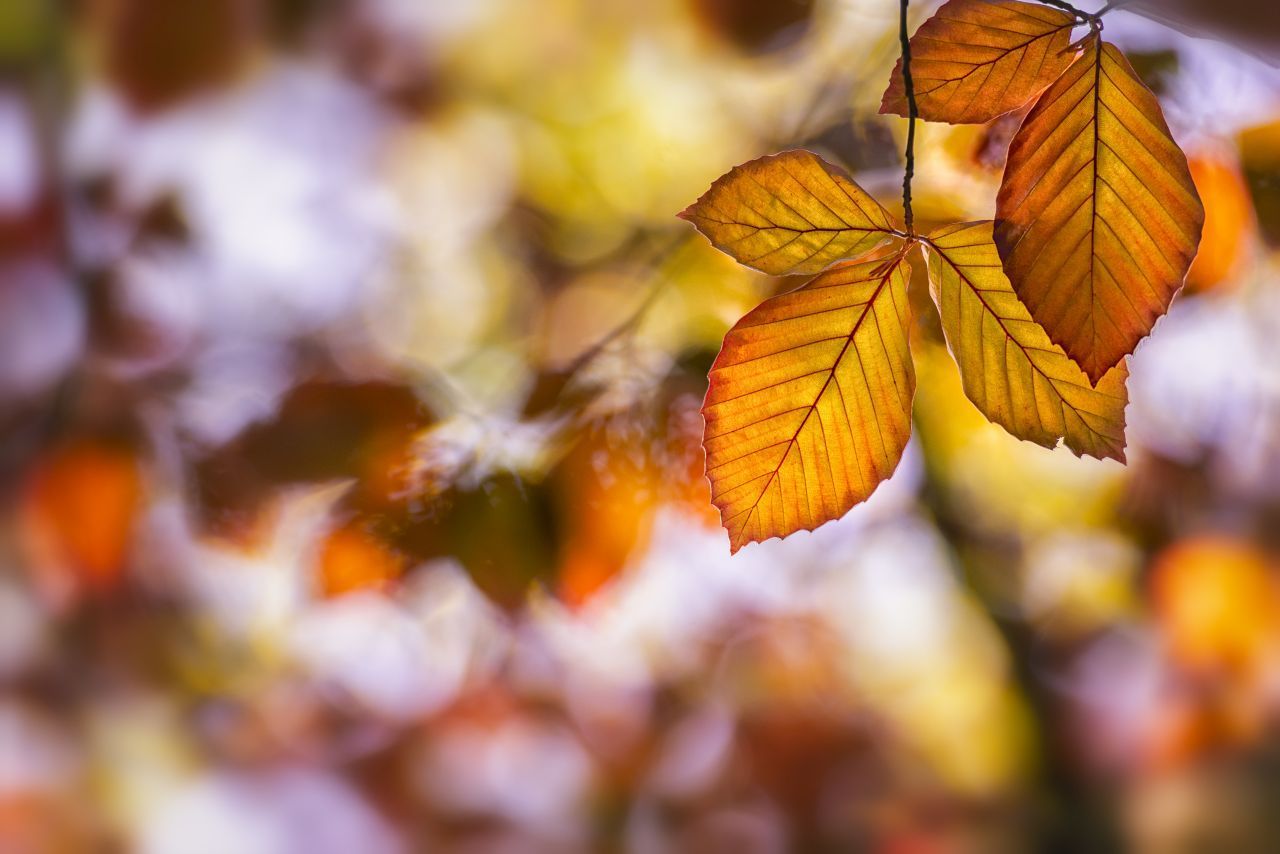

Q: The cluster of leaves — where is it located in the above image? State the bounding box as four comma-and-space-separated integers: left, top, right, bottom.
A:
681, 0, 1206, 552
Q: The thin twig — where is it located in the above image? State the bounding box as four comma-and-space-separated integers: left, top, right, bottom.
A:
899, 0, 918, 235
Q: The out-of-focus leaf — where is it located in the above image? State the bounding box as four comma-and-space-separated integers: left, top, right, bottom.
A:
702, 251, 913, 552
0, 0, 55, 67
924, 221, 1128, 461
881, 0, 1077, 124
553, 431, 657, 607
436, 475, 559, 611
799, 119, 903, 174
1151, 536, 1280, 673
1238, 119, 1280, 247
1128, 0, 1280, 66
1121, 49, 1180, 97
318, 522, 406, 597
1185, 148, 1257, 293
967, 109, 1027, 173
21, 440, 142, 595
195, 381, 433, 538
678, 150, 897, 276
994, 39, 1204, 383
377, 475, 558, 613
688, 0, 814, 54
88, 0, 256, 111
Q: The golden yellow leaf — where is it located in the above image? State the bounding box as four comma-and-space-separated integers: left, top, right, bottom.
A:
994, 38, 1204, 384
881, 0, 1077, 124
924, 221, 1128, 461
679, 150, 897, 276
702, 250, 914, 551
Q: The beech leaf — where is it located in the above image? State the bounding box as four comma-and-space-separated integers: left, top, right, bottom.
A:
925, 221, 1128, 461
880, 0, 1078, 125
679, 150, 897, 276
994, 38, 1204, 384
702, 251, 914, 552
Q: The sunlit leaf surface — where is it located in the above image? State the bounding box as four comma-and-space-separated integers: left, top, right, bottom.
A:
881, 0, 1077, 124
994, 38, 1204, 383
925, 221, 1128, 461
703, 251, 913, 551
679, 150, 897, 276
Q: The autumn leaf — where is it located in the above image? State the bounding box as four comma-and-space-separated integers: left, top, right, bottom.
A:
881, 0, 1078, 124
994, 38, 1204, 384
924, 221, 1128, 461
679, 150, 897, 276
702, 250, 913, 552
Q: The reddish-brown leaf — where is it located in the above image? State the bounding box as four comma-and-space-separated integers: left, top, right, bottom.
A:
994, 38, 1204, 383
880, 0, 1077, 124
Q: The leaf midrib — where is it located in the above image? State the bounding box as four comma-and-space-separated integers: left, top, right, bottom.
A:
727, 256, 906, 546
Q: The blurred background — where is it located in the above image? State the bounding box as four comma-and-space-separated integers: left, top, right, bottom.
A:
1, 0, 1279, 851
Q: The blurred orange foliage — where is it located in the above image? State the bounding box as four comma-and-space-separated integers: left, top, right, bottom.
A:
20, 440, 142, 600
318, 522, 407, 598
556, 434, 658, 606
1185, 149, 1257, 293
1151, 536, 1280, 675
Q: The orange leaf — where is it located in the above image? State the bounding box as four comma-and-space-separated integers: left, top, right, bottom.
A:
994, 38, 1204, 384
924, 221, 1128, 460
21, 441, 142, 594
702, 251, 914, 552
679, 150, 897, 276
881, 0, 1077, 124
